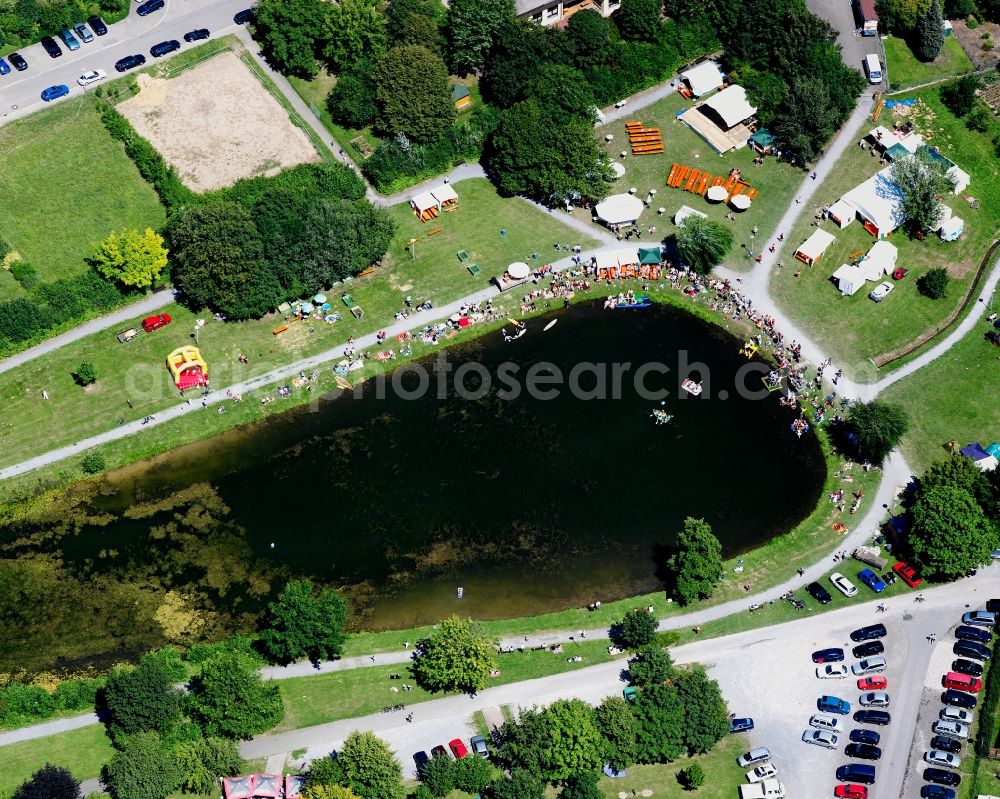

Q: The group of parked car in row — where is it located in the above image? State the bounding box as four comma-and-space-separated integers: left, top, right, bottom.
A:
0, 16, 108, 76
413, 735, 489, 774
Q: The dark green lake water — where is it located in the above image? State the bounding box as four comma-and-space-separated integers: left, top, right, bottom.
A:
81, 301, 826, 630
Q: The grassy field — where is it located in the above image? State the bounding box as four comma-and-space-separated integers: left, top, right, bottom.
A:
0, 724, 112, 795
0, 177, 598, 472
0, 96, 165, 302
769, 84, 1000, 377
884, 35, 974, 91
567, 92, 806, 273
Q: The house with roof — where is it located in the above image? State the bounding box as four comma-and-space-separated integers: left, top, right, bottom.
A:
680, 61, 725, 98
838, 166, 906, 239
678, 85, 757, 154
516, 0, 620, 27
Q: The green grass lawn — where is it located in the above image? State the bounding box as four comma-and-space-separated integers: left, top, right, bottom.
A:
769, 85, 1000, 377
0, 178, 598, 471
884, 35, 974, 91
0, 96, 165, 302
0, 724, 112, 795
567, 92, 805, 272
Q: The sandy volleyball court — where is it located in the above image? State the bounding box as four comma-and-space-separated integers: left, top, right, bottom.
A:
119, 51, 320, 191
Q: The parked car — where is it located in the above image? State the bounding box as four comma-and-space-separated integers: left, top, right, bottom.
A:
0, 57, 9, 75
818, 695, 851, 715
40, 35, 62, 57
746, 763, 777, 783
853, 641, 885, 659
952, 658, 984, 678
931, 720, 969, 740
40, 84, 69, 101
835, 785, 868, 799
77, 68, 106, 86
807, 581, 832, 604
955, 625, 992, 644
869, 281, 894, 302
920, 786, 955, 799
943, 671, 982, 693
857, 676, 887, 691
818, 664, 849, 679
831, 572, 858, 597
837, 764, 877, 785
142, 313, 171, 332
150, 39, 180, 57
115, 54, 146, 72
470, 735, 489, 757
73, 22, 94, 42
891, 266, 908, 280
412, 751, 429, 775
730, 717, 755, 733
857, 569, 887, 593
803, 728, 840, 749
430, 744, 448, 759
859, 691, 890, 707
813, 648, 845, 663
845, 743, 881, 760
942, 689, 977, 709
9, 52, 27, 70
851, 624, 887, 642
737, 748, 771, 768
449, 738, 469, 759
88, 14, 108, 34
854, 710, 891, 726
924, 751, 961, 769
940, 707, 973, 725
953, 641, 991, 661
930, 735, 962, 754
59, 27, 80, 50
852, 657, 887, 676
234, 8, 254, 23
892, 561, 922, 587
809, 713, 843, 732
183, 28, 210, 41
962, 610, 997, 628
923, 768, 960, 787
850, 728, 880, 745
136, 0, 165, 15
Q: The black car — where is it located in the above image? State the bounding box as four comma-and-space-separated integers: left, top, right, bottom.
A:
8, 51, 27, 71
812, 648, 845, 663
40, 35, 62, 57
136, 0, 164, 15
114, 54, 146, 72
955, 625, 992, 644
854, 710, 891, 725
807, 581, 832, 604
150, 39, 180, 57
183, 28, 210, 42
234, 8, 254, 23
412, 751, 429, 775
921, 786, 956, 799
942, 689, 977, 709
845, 743, 882, 760
930, 735, 962, 754
88, 15, 108, 35
952, 658, 984, 677
851, 623, 887, 642
953, 640, 991, 661
853, 640, 885, 659
923, 768, 961, 787
850, 728, 880, 745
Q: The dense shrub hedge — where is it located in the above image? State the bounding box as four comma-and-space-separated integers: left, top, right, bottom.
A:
0, 677, 102, 728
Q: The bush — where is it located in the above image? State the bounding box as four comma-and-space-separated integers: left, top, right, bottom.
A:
420, 755, 454, 796
941, 75, 982, 117
966, 103, 993, 132
81, 452, 107, 474
53, 678, 102, 711
615, 608, 658, 648
918, 267, 949, 299
73, 361, 97, 386
9, 261, 38, 290
327, 72, 378, 128
185, 635, 263, 666
0, 683, 57, 725
678, 762, 705, 790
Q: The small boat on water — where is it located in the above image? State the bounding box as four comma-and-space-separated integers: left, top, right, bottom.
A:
651, 409, 673, 425
681, 378, 703, 396
605, 293, 652, 309
544, 319, 558, 331
790, 418, 810, 438
456, 587, 464, 599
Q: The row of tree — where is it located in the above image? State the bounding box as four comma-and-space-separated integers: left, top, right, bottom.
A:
877, 0, 945, 61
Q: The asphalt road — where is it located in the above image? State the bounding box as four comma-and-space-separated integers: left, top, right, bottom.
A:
0, 0, 251, 123
806, 0, 884, 87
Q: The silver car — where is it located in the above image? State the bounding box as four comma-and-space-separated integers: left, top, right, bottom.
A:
852, 656, 887, 675
924, 750, 962, 769
962, 610, 996, 628
809, 713, 844, 733
940, 707, 973, 724
817, 664, 849, 679
803, 728, 840, 749
737, 747, 771, 768
932, 720, 970, 740
860, 691, 890, 707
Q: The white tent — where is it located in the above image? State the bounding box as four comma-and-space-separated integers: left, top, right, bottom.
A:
827, 199, 856, 229
832, 240, 897, 295
794, 229, 836, 265
940, 216, 964, 241
410, 190, 437, 213
674, 205, 708, 228
610, 247, 639, 266
700, 85, 757, 129
595, 193, 645, 226
840, 167, 905, 238
595, 250, 620, 270
431, 184, 458, 204
681, 61, 724, 97
947, 164, 970, 194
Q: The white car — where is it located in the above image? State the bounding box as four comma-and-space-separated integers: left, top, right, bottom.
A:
747, 763, 778, 783
830, 572, 858, 598
817, 663, 849, 679
932, 720, 970, 739
802, 728, 840, 749
809, 714, 844, 733
77, 68, 107, 86
852, 656, 887, 675
859, 691, 890, 707
940, 707, 973, 724
869, 281, 894, 302
925, 750, 962, 769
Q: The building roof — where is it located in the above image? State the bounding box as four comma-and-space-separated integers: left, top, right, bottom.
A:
828, 199, 856, 226
857, 240, 898, 278
410, 190, 437, 212
700, 85, 756, 129
451, 84, 470, 101
515, 0, 551, 15
795, 229, 836, 261
841, 166, 906, 233
681, 61, 724, 97
431, 183, 458, 203
595, 193, 645, 225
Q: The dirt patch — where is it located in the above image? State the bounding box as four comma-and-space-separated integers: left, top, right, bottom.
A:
119, 52, 320, 192
951, 19, 1000, 71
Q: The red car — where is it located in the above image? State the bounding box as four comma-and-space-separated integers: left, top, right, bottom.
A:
835, 785, 868, 799
944, 671, 982, 692
858, 676, 887, 691
893, 562, 922, 588
142, 313, 172, 333
449, 738, 469, 759
891, 266, 908, 280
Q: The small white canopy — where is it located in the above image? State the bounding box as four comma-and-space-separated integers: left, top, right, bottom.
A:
947, 164, 970, 194
795, 229, 836, 264
859, 240, 898, 277
701, 85, 756, 129
410, 190, 437, 212
610, 247, 639, 266
431, 183, 458, 203
681, 61, 724, 97
610, 161, 626, 179
706, 185, 727, 202
940, 215, 964, 241
595, 250, 620, 269
508, 262, 530, 279
828, 199, 856, 228
595, 193, 645, 226
730, 194, 752, 210
832, 263, 864, 296
674, 205, 708, 227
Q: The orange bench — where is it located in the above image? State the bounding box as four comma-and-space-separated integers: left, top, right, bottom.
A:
746, 188, 759, 200
711, 176, 724, 187
272, 324, 289, 335
667, 163, 680, 185
696, 174, 711, 194
685, 170, 701, 191
427, 227, 444, 236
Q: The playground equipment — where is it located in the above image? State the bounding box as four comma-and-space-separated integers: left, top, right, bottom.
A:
166, 346, 208, 391
625, 121, 663, 155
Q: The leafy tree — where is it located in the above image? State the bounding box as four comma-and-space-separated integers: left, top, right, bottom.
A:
940, 74, 980, 117
337, 731, 405, 799
141, 647, 187, 683
186, 651, 284, 740
943, 0, 974, 17
481, 21, 567, 107
13, 764, 81, 799
965, 104, 992, 133
616, 608, 658, 648
678, 762, 705, 790
446, 0, 515, 73
104, 732, 182, 799
412, 615, 498, 693
772, 76, 841, 162
387, 0, 444, 48
919, 454, 990, 502
304, 755, 347, 792
420, 754, 455, 797
103, 659, 182, 742
847, 400, 909, 463
891, 149, 957, 232
81, 452, 107, 474
629, 646, 675, 688
495, 707, 550, 778
327, 71, 378, 128
253, 0, 330, 77
664, 517, 723, 604
875, 0, 930, 32
260, 579, 348, 665
566, 10, 611, 65
491, 768, 546, 799
740, 67, 787, 127
595, 696, 638, 771
631, 683, 685, 763
542, 699, 605, 782
168, 203, 279, 320
561, 771, 603, 799
172, 737, 244, 795
295, 199, 396, 287
674, 667, 730, 753
323, 0, 388, 72
675, 217, 732, 272
374, 45, 455, 142
451, 754, 495, 794
302, 786, 363, 799
915, 0, 944, 60
91, 229, 168, 289
618, 0, 662, 41
73, 361, 97, 386
918, 267, 949, 299
525, 65, 596, 125
909, 485, 998, 577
